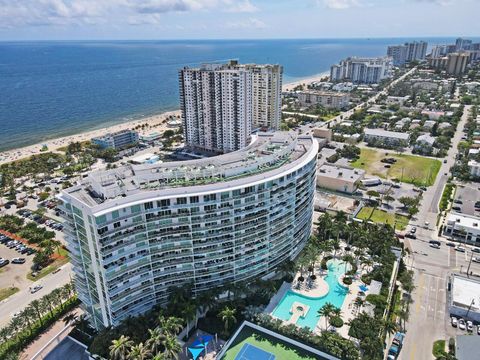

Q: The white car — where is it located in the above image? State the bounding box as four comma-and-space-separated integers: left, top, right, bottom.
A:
473, 257, 480, 263
456, 246, 466, 253
477, 325, 480, 335
430, 243, 441, 249
30, 284, 43, 294
459, 318, 466, 330
451, 317, 458, 327
467, 321, 474, 332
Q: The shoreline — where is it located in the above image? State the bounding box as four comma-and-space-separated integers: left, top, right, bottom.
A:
0, 71, 330, 165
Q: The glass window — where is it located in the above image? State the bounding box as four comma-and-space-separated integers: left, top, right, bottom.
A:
111, 210, 119, 219
131, 205, 141, 213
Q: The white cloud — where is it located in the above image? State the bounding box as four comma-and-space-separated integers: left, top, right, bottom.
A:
0, 0, 258, 29
225, 17, 266, 29
321, 0, 361, 9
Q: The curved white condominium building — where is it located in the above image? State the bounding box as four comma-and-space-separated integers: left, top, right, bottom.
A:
59, 132, 318, 329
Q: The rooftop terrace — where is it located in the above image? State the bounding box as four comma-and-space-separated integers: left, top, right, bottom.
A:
62, 132, 317, 210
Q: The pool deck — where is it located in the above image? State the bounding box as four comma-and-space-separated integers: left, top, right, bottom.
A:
291, 271, 330, 298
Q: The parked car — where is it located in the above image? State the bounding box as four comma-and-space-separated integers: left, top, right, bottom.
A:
456, 246, 466, 253
452, 206, 462, 211
472, 248, 480, 253
0, 259, 9, 267
410, 227, 417, 234
11, 257, 26, 264
430, 243, 441, 249
459, 318, 466, 330
451, 317, 458, 327
454, 200, 463, 204
477, 325, 480, 335
467, 321, 474, 332
446, 242, 456, 247
405, 233, 417, 239
472, 257, 480, 263
30, 284, 43, 294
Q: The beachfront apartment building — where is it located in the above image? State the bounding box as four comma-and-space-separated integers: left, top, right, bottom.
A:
387, 41, 427, 66
58, 132, 318, 329
297, 90, 350, 109
91, 130, 139, 150
428, 53, 470, 76
363, 128, 410, 148
179, 60, 283, 153
330, 57, 393, 84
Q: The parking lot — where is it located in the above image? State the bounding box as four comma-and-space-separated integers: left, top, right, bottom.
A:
0, 236, 35, 291
453, 182, 480, 216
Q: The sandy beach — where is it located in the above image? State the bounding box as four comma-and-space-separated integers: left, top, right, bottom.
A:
0, 71, 330, 165
0, 110, 181, 165
282, 71, 330, 92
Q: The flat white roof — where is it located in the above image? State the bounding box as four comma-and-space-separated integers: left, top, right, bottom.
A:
447, 212, 480, 229
452, 275, 480, 312
364, 128, 410, 140
317, 164, 365, 183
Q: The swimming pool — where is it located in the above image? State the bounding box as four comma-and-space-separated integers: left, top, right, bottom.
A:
271, 259, 349, 330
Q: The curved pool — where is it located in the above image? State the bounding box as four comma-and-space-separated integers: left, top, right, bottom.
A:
271, 258, 349, 330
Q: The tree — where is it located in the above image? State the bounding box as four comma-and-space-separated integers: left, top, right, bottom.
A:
161, 334, 181, 360
318, 302, 336, 330
146, 328, 165, 356
128, 342, 151, 360
109, 335, 133, 360
218, 306, 237, 334
158, 315, 183, 336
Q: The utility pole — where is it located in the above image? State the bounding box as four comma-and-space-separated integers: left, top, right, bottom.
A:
467, 251, 475, 277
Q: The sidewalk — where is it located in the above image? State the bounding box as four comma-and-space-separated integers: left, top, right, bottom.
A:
20, 307, 82, 360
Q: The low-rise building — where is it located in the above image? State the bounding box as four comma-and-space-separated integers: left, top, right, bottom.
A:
297, 90, 350, 109
468, 160, 480, 177
92, 130, 139, 150
130, 153, 161, 165
386, 95, 410, 106
316, 164, 365, 194
423, 120, 436, 129
448, 274, 480, 322
456, 335, 480, 360
364, 128, 410, 147
444, 212, 480, 245
422, 110, 445, 120
414, 134, 436, 154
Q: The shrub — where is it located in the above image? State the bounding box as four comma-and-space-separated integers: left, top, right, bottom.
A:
361, 274, 372, 285
343, 277, 353, 285
330, 316, 344, 328
321, 255, 333, 270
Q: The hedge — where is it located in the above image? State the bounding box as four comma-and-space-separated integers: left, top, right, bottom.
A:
330, 316, 344, 328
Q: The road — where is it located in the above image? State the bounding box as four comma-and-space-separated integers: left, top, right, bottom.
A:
399, 105, 473, 360
0, 263, 72, 328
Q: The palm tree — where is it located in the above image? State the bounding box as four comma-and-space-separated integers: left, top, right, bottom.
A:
342, 254, 354, 274
218, 306, 237, 334
158, 315, 183, 336
317, 302, 336, 330
162, 334, 181, 360
146, 328, 165, 355
277, 259, 297, 279
28, 300, 44, 325
331, 306, 342, 319
109, 335, 133, 360
182, 301, 197, 336
63, 312, 77, 326
383, 319, 398, 337
128, 342, 151, 360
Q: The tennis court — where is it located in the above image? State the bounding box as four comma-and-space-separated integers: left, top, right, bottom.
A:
235, 343, 276, 360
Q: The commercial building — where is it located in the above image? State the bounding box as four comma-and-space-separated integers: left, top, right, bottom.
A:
443, 212, 480, 245
456, 38, 473, 51
448, 274, 480, 322
58, 132, 318, 329
330, 57, 393, 84
297, 90, 350, 109
363, 128, 410, 147
91, 130, 139, 150
316, 164, 365, 194
387, 41, 427, 66
179, 61, 283, 153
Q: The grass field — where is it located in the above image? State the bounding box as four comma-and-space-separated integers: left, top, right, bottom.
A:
351, 148, 441, 187
0, 287, 19, 302
221, 327, 317, 360
26, 248, 69, 281
356, 207, 409, 230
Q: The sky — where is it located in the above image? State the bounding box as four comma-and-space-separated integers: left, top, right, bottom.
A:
0, 0, 479, 40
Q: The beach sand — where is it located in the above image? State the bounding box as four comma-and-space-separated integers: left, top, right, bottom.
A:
0, 110, 181, 165
0, 72, 330, 165
282, 71, 330, 92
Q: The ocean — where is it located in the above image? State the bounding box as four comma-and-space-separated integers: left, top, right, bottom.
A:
0, 38, 462, 151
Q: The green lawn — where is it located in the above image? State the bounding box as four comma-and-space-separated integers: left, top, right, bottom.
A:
0, 287, 19, 301
351, 148, 441, 187
26, 248, 69, 281
356, 207, 409, 230
221, 327, 317, 360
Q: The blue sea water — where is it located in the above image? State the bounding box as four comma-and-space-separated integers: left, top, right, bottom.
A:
0, 38, 462, 151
